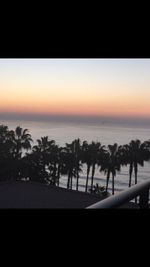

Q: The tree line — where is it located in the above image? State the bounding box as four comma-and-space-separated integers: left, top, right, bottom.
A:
0, 124, 150, 195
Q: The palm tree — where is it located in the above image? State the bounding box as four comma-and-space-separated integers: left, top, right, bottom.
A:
81, 141, 92, 193
64, 139, 82, 190
0, 125, 11, 181
142, 139, 150, 162
72, 139, 82, 191
7, 126, 33, 180
0, 125, 9, 140
11, 126, 33, 158
36, 136, 55, 151
55, 147, 67, 187
122, 140, 147, 187
90, 141, 106, 193
65, 152, 76, 189
22, 151, 49, 183
100, 143, 120, 194
47, 144, 63, 186
32, 137, 56, 183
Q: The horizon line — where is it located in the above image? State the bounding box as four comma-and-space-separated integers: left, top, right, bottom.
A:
0, 111, 150, 122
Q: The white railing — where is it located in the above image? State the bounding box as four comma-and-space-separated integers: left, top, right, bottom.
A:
86, 180, 150, 209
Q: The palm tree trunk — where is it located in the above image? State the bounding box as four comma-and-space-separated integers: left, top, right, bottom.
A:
70, 174, 73, 189
85, 164, 90, 193
76, 173, 79, 191
134, 162, 138, 204
91, 163, 95, 193
57, 164, 60, 187
67, 173, 70, 189
53, 162, 57, 186
129, 163, 133, 187
106, 170, 110, 193
134, 162, 138, 185
76, 163, 79, 191
112, 174, 115, 195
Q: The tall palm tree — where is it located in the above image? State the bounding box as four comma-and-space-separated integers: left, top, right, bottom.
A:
72, 139, 82, 191
55, 147, 67, 187
47, 144, 63, 186
33, 137, 56, 183
66, 153, 76, 189
64, 139, 82, 190
90, 141, 106, 193
7, 126, 33, 180
100, 143, 120, 194
81, 141, 92, 193
122, 140, 147, 187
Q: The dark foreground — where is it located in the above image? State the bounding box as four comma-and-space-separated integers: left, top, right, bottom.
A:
0, 181, 106, 209
0, 181, 141, 209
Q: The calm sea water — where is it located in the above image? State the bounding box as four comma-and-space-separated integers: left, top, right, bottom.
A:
1, 119, 150, 193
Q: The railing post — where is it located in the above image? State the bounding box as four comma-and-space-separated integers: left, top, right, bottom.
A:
139, 189, 149, 209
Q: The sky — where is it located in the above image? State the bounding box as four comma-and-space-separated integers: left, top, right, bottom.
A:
0, 59, 150, 121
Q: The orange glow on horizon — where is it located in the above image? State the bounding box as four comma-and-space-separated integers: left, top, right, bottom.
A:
0, 87, 150, 118
1, 100, 150, 119
1, 59, 150, 120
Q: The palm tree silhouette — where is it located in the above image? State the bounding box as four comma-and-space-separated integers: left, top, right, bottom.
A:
55, 147, 67, 187
81, 141, 92, 192
2, 122, 150, 196
33, 137, 56, 183
142, 140, 150, 162
64, 139, 82, 190
122, 140, 147, 187
47, 144, 63, 186
11, 126, 33, 158
72, 139, 82, 191
0, 125, 12, 181
90, 141, 105, 193
100, 143, 120, 194
64, 150, 76, 189
8, 126, 33, 180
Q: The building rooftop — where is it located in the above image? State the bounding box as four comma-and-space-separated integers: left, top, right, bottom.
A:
0, 181, 104, 209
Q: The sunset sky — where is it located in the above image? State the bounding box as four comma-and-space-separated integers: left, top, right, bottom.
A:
0, 59, 150, 119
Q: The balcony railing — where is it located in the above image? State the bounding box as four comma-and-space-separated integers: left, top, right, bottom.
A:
86, 180, 150, 209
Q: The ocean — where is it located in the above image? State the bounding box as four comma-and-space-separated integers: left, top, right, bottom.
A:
1, 118, 150, 194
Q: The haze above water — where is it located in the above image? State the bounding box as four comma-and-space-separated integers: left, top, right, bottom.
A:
1, 115, 150, 146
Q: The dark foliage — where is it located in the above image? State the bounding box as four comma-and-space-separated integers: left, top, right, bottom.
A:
1, 124, 150, 195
